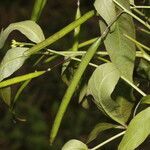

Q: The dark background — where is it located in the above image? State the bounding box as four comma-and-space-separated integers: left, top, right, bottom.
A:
0, 0, 149, 150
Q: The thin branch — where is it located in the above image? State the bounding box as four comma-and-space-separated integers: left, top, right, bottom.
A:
89, 131, 126, 150
131, 6, 150, 9
124, 34, 150, 52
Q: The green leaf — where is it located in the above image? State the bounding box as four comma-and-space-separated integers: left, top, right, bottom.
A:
0, 20, 45, 48
118, 107, 150, 150
0, 87, 11, 106
62, 139, 88, 150
0, 47, 28, 81
87, 122, 119, 143
87, 63, 131, 126
94, 0, 116, 25
0, 71, 45, 88
141, 95, 150, 105
101, 0, 135, 81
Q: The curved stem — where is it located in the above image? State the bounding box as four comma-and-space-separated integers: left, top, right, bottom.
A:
0, 71, 46, 88
89, 131, 125, 150
133, 99, 142, 117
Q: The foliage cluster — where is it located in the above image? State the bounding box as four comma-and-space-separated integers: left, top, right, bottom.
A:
0, 0, 150, 149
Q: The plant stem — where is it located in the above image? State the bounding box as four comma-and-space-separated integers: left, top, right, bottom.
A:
132, 8, 150, 24
132, 8, 146, 17
44, 55, 58, 63
47, 49, 108, 57
89, 131, 126, 150
136, 45, 150, 62
0, 71, 46, 88
78, 37, 98, 48
13, 79, 31, 104
131, 6, 150, 9
47, 49, 142, 57
11, 40, 35, 48
113, 0, 150, 30
72, 0, 81, 51
25, 10, 95, 56
45, 50, 149, 62
31, 0, 47, 22
133, 100, 142, 117
124, 34, 150, 52
120, 76, 147, 97
12, 36, 99, 52
139, 28, 150, 34
46, 49, 98, 67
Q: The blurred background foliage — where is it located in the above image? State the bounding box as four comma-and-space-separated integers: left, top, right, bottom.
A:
0, 0, 149, 149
